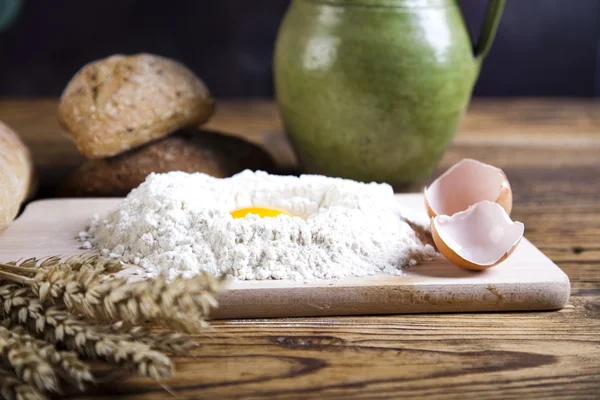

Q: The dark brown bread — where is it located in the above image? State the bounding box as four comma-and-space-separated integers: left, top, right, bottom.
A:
59, 129, 274, 197
0, 122, 34, 232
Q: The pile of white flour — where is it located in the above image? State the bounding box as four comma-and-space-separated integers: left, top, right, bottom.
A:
86, 171, 435, 281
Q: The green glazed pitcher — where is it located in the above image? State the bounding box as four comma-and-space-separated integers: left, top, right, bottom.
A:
274, 0, 505, 190
0, 0, 20, 31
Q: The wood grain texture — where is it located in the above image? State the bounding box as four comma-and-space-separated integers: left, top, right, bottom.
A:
0, 98, 599, 399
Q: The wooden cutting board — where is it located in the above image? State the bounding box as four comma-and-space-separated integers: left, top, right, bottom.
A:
0, 195, 570, 318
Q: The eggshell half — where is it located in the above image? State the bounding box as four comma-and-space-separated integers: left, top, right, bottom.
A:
425, 158, 513, 218
431, 201, 524, 270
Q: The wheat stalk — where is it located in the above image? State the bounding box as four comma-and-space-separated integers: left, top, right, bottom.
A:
0, 366, 46, 400
69, 273, 223, 332
0, 256, 225, 333
0, 325, 60, 393
0, 255, 121, 277
6, 326, 93, 390
0, 284, 173, 381
0, 254, 224, 389
111, 324, 199, 355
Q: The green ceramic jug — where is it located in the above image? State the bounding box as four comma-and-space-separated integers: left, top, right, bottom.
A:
274, 0, 505, 190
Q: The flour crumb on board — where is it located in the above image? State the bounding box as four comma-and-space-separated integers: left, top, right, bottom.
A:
86, 170, 435, 281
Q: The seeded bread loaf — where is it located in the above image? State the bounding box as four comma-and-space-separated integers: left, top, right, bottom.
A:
58, 53, 214, 159
0, 122, 34, 232
60, 129, 275, 197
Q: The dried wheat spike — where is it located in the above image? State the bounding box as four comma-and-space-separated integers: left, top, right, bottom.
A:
42, 307, 172, 380
7, 326, 93, 390
112, 324, 199, 355
0, 325, 60, 393
0, 366, 46, 400
60, 254, 122, 274
32, 256, 123, 303
2, 254, 121, 274
33, 264, 104, 305
47, 271, 224, 333
0, 255, 122, 298
2, 255, 223, 333
0, 284, 173, 381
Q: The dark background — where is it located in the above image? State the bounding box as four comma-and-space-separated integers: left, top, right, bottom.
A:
0, 0, 598, 98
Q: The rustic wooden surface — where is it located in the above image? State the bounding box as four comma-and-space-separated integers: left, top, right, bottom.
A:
0, 98, 599, 399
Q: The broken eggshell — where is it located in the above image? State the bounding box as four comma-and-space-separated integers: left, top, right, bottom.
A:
424, 158, 513, 219
430, 201, 524, 270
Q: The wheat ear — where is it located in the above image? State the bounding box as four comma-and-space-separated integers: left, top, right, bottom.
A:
0, 284, 173, 381
1, 257, 225, 333
33, 270, 224, 333
6, 326, 93, 390
0, 366, 46, 400
0, 255, 121, 278
111, 324, 199, 355
0, 325, 60, 393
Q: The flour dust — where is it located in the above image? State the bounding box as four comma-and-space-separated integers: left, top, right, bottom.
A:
86, 171, 435, 281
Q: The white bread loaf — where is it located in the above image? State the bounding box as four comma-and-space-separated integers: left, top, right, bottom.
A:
0, 121, 34, 232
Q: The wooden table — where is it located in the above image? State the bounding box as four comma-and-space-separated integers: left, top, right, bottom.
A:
1, 98, 599, 399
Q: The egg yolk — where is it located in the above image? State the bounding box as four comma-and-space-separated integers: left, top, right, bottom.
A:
230, 207, 291, 219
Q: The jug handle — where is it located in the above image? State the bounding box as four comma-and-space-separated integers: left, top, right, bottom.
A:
473, 0, 506, 60
0, 0, 21, 32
